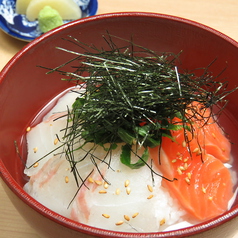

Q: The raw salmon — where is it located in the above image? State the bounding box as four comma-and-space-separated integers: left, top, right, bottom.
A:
149, 103, 233, 221
184, 101, 231, 163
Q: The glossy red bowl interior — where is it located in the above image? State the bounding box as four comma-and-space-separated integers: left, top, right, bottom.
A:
0, 12, 238, 238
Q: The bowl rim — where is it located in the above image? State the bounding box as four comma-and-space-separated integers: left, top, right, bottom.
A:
1, 11, 238, 238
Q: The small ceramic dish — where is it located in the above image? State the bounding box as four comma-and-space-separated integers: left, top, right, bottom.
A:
0, 0, 98, 41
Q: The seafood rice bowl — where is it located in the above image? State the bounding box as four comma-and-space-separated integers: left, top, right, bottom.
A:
0, 12, 238, 238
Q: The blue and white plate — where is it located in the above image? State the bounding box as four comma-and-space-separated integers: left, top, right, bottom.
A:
0, 0, 98, 41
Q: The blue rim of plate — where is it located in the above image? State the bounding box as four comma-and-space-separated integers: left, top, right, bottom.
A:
0, 0, 98, 42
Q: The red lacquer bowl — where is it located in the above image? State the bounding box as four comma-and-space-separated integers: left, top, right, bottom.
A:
0, 12, 238, 238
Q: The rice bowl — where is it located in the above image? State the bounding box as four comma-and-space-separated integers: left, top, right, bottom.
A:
0, 12, 238, 238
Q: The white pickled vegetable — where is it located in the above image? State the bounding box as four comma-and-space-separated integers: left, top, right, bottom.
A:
15, 0, 32, 14
26, 0, 82, 21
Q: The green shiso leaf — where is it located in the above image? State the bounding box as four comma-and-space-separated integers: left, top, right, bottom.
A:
120, 144, 149, 169
117, 128, 136, 145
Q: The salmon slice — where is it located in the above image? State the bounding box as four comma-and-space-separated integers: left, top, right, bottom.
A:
149, 104, 233, 221
184, 101, 231, 163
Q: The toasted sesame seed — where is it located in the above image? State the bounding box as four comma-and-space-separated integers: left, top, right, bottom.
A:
222, 148, 226, 152
26, 127, 31, 132
115, 188, 121, 195
178, 156, 183, 161
102, 214, 110, 218
182, 141, 186, 147
95, 180, 103, 186
177, 152, 181, 156
147, 194, 154, 199
54, 138, 59, 145
124, 215, 130, 221
126, 187, 131, 195
124, 180, 130, 187
88, 177, 94, 183
33, 147, 38, 153
104, 182, 109, 189
177, 167, 183, 175
184, 163, 188, 170
208, 196, 213, 201
99, 190, 107, 194
160, 218, 166, 226
184, 158, 189, 163
187, 172, 192, 179
65, 176, 69, 183
171, 159, 177, 163
202, 186, 206, 194
132, 212, 139, 218
147, 185, 153, 192
115, 221, 124, 226
179, 166, 185, 171
212, 133, 216, 139
33, 162, 39, 168
196, 150, 202, 155
185, 177, 190, 185
193, 148, 199, 153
